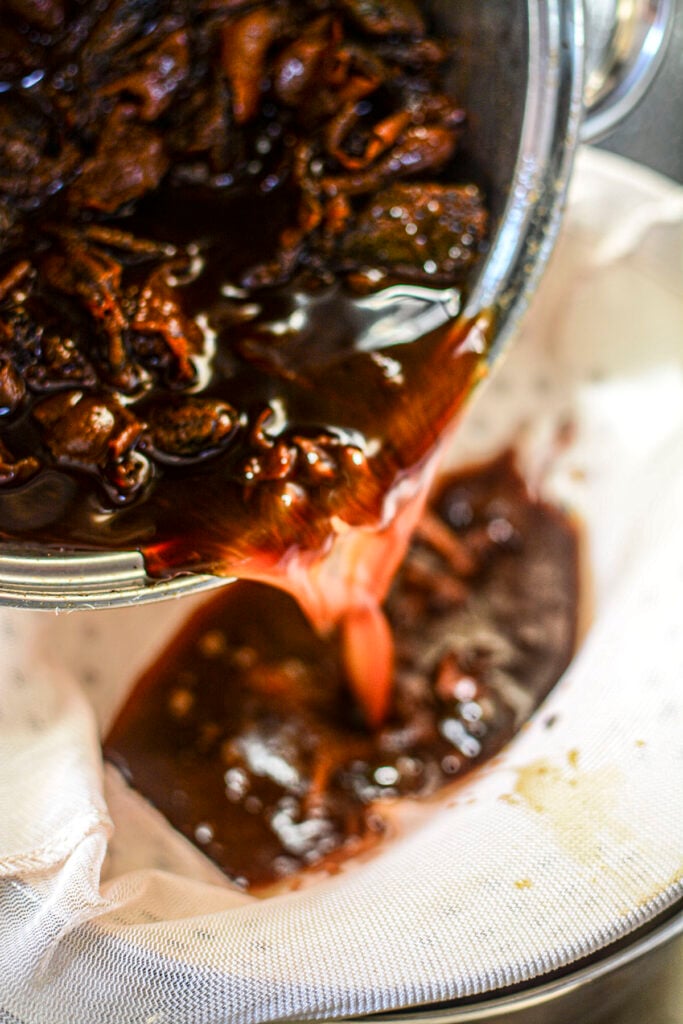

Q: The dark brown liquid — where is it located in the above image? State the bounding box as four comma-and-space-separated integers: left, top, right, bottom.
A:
105, 453, 579, 890
0, 182, 487, 578
0, 1, 490, 596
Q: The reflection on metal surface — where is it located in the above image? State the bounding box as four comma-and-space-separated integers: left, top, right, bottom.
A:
342, 906, 683, 1023
465, 0, 583, 345
599, 0, 683, 181
582, 0, 675, 142
354, 286, 461, 352
0, 547, 229, 610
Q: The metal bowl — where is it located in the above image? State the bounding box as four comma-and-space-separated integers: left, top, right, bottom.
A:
345, 904, 683, 1024
0, 0, 672, 609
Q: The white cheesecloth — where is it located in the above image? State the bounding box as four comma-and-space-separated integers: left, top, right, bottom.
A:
0, 148, 682, 1023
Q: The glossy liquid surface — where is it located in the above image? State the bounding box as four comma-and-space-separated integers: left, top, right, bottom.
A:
0, 0, 489, 595
106, 453, 579, 890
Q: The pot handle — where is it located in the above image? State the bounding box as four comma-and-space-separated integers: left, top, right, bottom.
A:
581, 0, 675, 143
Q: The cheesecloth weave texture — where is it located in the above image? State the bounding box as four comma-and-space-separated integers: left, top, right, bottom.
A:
1, 148, 682, 1024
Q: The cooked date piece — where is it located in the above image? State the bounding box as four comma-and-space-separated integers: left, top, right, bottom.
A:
41, 237, 131, 382
221, 8, 287, 125
0, 440, 39, 486
0, 93, 78, 206
97, 26, 191, 121
341, 183, 488, 281
78, 0, 169, 89
338, 0, 426, 37
5, 0, 65, 31
25, 335, 97, 391
0, 359, 26, 415
0, 1, 491, 588
0, 261, 32, 304
272, 17, 338, 109
66, 106, 169, 214
131, 265, 204, 384
33, 390, 147, 501
145, 397, 240, 461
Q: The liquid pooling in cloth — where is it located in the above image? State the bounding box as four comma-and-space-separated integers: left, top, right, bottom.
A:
106, 453, 579, 890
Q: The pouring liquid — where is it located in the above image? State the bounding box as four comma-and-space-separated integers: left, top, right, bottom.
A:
1, 182, 489, 646
106, 452, 579, 889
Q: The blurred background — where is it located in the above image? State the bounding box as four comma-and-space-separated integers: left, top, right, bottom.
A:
598, 0, 683, 182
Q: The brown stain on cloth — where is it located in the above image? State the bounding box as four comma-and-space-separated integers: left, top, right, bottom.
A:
500, 751, 682, 915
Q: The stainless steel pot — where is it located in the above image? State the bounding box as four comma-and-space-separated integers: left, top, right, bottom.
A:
0, 0, 673, 610
344, 903, 683, 1024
